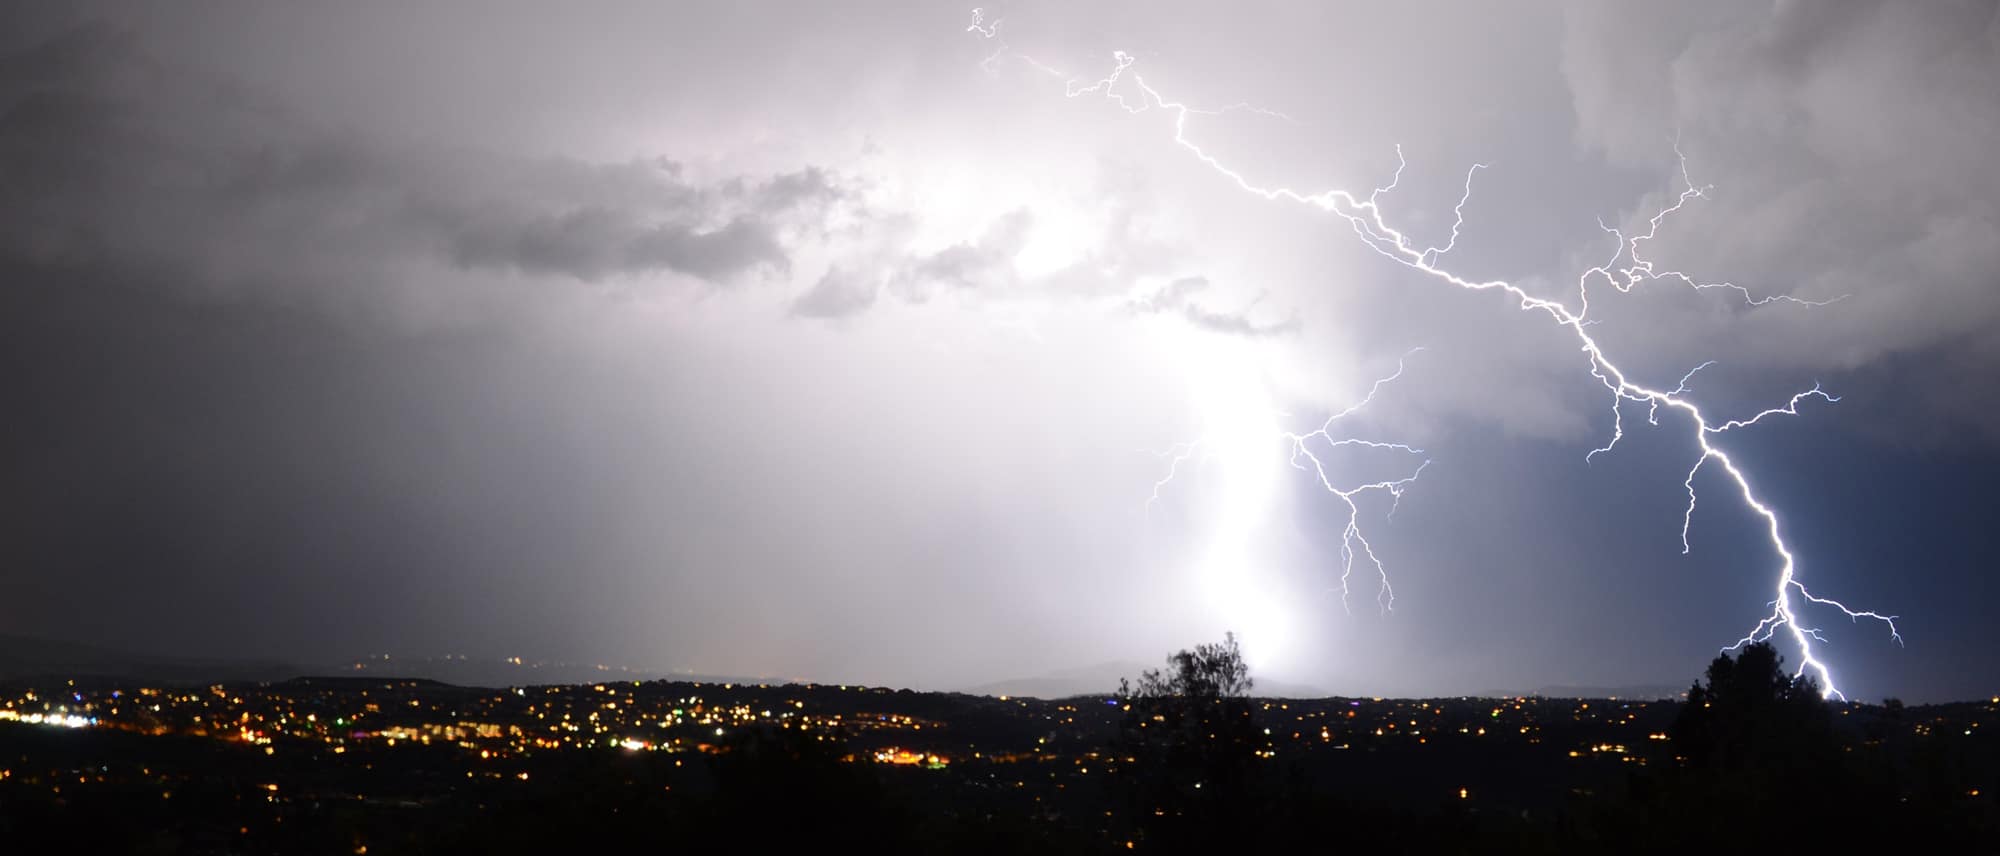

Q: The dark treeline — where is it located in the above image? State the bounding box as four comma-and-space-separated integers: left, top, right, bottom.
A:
0, 640, 1994, 854
1097, 636, 1999, 852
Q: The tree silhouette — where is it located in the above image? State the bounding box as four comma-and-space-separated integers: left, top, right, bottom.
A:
1669, 640, 1834, 771
1115, 633, 1266, 851
1119, 631, 1254, 701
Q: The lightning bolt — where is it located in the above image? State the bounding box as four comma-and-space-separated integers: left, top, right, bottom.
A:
969, 13, 1900, 698
966, 8, 1066, 78
1146, 351, 1431, 614
1281, 350, 1430, 613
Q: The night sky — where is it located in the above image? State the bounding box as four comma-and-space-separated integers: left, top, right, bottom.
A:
2, 1, 1995, 702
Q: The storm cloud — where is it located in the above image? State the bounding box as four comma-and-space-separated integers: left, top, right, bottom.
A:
1561, 0, 2000, 440
0, 22, 848, 304
1, 1, 1995, 702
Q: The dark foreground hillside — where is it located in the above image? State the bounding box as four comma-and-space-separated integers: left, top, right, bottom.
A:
0, 645, 1994, 853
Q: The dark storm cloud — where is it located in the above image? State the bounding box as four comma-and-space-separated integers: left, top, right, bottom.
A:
0, 8, 1204, 690
2, 0, 1995, 704
1129, 276, 1301, 338
903, 208, 1036, 293
437, 163, 846, 283
1560, 0, 2000, 440
0, 23, 844, 297
791, 156, 1198, 320
793, 206, 1127, 318
788, 210, 1039, 319
444, 202, 790, 282
791, 265, 881, 319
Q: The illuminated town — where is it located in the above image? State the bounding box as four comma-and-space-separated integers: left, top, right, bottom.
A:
3, 674, 1705, 774
3, 669, 1993, 850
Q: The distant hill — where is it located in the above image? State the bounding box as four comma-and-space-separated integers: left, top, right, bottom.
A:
0, 634, 1681, 700
1530, 684, 1685, 701
963, 660, 1329, 700
1465, 684, 1686, 701
0, 634, 769, 689
334, 654, 775, 689
0, 634, 310, 685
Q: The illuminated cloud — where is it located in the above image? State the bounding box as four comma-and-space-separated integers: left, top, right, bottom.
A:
0, 23, 850, 299
1129, 276, 1300, 338
0, 1, 1992, 702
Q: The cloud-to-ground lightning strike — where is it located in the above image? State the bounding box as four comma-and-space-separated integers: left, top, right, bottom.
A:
967, 12, 1900, 698
1146, 351, 1431, 614
1281, 350, 1430, 613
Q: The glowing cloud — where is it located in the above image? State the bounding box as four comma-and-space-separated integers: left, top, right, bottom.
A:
969, 10, 1900, 698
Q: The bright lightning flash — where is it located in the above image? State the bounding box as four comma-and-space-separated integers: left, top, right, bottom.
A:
969, 12, 1901, 699
1149, 345, 1430, 617
1147, 336, 1426, 672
